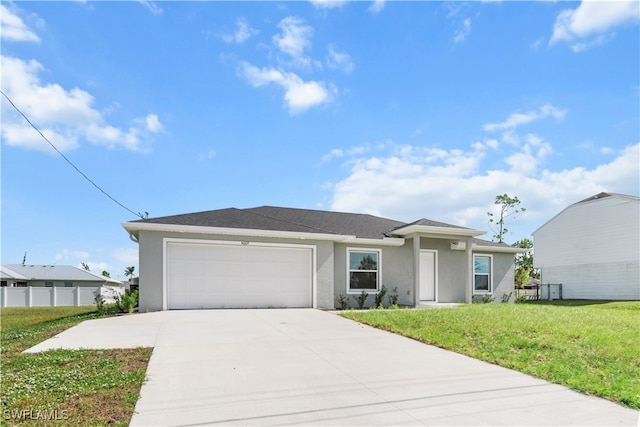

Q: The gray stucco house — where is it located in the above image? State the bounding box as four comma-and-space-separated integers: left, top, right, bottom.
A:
122, 206, 522, 311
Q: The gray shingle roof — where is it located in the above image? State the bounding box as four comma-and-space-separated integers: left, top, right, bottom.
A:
2, 264, 121, 284
134, 206, 407, 239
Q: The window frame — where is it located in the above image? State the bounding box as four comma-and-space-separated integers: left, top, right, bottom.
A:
473, 254, 493, 293
346, 247, 381, 294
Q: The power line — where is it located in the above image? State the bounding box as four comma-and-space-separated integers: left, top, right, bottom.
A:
1, 90, 148, 220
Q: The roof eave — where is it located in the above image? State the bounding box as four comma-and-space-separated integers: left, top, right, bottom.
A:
451, 241, 526, 253
393, 224, 485, 238
122, 222, 408, 246
122, 221, 352, 242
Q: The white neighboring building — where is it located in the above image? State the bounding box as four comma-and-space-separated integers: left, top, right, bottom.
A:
532, 192, 640, 300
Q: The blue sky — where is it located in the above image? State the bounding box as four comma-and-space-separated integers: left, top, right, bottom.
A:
1, 0, 638, 281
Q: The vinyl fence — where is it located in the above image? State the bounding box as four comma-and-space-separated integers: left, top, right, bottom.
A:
0, 286, 124, 308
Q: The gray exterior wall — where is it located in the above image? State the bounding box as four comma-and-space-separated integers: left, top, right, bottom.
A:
137, 230, 517, 311
27, 280, 106, 287
333, 242, 414, 309
137, 230, 335, 312
420, 238, 467, 303
482, 251, 516, 302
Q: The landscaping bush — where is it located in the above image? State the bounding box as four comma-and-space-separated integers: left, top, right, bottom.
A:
355, 290, 369, 309
116, 290, 139, 314
336, 293, 350, 310
374, 284, 387, 308
388, 286, 399, 306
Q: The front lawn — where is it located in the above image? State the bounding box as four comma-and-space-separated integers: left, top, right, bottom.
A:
341, 301, 640, 409
1, 306, 151, 426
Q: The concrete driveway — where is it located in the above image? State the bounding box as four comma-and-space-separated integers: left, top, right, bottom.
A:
27, 309, 638, 426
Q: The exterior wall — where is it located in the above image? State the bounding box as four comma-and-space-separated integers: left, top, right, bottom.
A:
333, 242, 414, 308
420, 238, 467, 303
540, 262, 640, 300
28, 280, 106, 287
534, 196, 640, 300
0, 286, 102, 307
137, 230, 335, 311
484, 251, 516, 302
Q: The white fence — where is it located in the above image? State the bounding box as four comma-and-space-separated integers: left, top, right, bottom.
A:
0, 286, 124, 308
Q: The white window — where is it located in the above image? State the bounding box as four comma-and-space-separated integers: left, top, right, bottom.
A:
474, 255, 492, 293
64, 282, 73, 288
347, 248, 380, 293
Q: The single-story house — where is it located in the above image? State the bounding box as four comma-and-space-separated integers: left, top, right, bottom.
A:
532, 192, 640, 300
0, 264, 123, 288
122, 206, 522, 311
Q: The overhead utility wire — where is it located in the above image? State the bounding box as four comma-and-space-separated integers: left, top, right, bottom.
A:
1, 90, 148, 220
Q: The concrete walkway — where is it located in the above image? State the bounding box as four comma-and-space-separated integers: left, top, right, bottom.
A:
26, 309, 639, 426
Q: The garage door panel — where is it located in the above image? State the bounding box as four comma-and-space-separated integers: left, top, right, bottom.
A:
166, 242, 312, 309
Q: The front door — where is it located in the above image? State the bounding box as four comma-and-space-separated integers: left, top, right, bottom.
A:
419, 250, 437, 301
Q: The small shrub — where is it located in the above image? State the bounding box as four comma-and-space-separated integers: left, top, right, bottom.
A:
515, 294, 528, 304
336, 293, 350, 310
388, 304, 400, 310
94, 293, 105, 314
355, 290, 369, 309
473, 294, 494, 304
388, 286, 399, 306
374, 285, 388, 308
117, 290, 139, 314
501, 292, 513, 303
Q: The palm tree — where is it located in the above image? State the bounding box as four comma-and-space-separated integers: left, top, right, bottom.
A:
124, 266, 135, 283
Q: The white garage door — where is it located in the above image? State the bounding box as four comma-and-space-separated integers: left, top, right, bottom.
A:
166, 241, 312, 309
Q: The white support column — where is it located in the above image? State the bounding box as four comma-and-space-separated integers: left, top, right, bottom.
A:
74, 287, 80, 306
27, 286, 33, 307
52, 286, 57, 307
465, 237, 474, 304
1, 287, 6, 307
413, 234, 420, 306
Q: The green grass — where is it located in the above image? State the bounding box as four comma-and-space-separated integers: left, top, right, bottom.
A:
341, 301, 640, 409
1, 306, 98, 332
0, 306, 152, 426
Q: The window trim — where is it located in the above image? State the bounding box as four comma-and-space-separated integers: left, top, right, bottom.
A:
473, 254, 493, 293
346, 247, 381, 294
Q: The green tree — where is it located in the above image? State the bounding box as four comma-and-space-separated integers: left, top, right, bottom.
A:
488, 194, 526, 243
124, 266, 136, 283
512, 238, 533, 288
101, 270, 111, 278
81, 262, 90, 271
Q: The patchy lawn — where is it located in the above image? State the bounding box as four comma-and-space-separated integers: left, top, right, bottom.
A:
1, 306, 151, 426
341, 301, 640, 409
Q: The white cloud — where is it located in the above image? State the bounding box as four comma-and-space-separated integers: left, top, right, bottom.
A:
113, 248, 138, 265
0, 4, 40, 43
453, 18, 471, 44
221, 18, 259, 44
240, 62, 334, 114
310, 0, 348, 9
138, 1, 162, 15
368, 0, 385, 14
326, 139, 639, 242
199, 149, 217, 160
144, 114, 163, 132
483, 104, 567, 132
83, 261, 113, 273
550, 0, 639, 51
326, 44, 354, 73
1, 55, 162, 153
273, 17, 314, 69
55, 249, 90, 261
